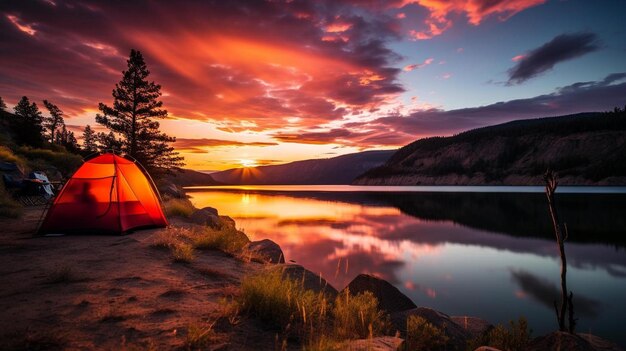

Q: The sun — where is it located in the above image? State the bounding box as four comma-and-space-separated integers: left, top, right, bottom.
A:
240, 159, 258, 168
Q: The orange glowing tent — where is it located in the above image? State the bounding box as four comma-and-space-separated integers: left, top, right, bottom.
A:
39, 153, 168, 235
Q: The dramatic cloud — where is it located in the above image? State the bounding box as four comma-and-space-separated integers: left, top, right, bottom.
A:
0, 0, 404, 131
407, 0, 546, 39
287, 73, 626, 147
508, 32, 601, 85
174, 138, 278, 153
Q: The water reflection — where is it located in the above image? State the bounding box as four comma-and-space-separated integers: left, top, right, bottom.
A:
187, 187, 626, 346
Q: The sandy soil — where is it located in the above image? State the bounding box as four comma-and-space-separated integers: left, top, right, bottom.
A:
0, 208, 274, 350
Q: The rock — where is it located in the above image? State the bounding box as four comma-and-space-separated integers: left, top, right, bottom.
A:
189, 209, 221, 228
280, 264, 338, 298
219, 215, 236, 229
200, 206, 219, 216
528, 331, 595, 351
245, 239, 285, 264
343, 274, 416, 313
579, 333, 623, 351
451, 316, 493, 338
159, 182, 185, 198
474, 347, 502, 351
391, 307, 471, 350
341, 336, 404, 351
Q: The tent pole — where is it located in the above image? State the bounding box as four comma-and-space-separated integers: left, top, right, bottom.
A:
113, 155, 123, 234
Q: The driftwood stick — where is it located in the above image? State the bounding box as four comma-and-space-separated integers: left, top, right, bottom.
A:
544, 170, 568, 331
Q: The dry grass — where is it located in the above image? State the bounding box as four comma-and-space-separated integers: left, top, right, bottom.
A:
171, 243, 195, 263
151, 226, 250, 263
332, 289, 389, 340
239, 268, 389, 347
183, 321, 220, 350
163, 197, 195, 218
0, 183, 22, 218
192, 226, 249, 254
45, 265, 80, 284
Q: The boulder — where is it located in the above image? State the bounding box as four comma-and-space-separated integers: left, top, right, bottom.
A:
527, 331, 595, 351
391, 307, 471, 350
245, 239, 285, 264
189, 209, 221, 228
343, 274, 416, 313
219, 215, 236, 229
451, 316, 493, 338
579, 333, 623, 351
281, 264, 338, 298
341, 336, 404, 351
200, 206, 219, 216
158, 181, 185, 198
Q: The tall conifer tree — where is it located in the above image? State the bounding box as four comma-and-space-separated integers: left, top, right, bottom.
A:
13, 96, 43, 147
96, 49, 183, 175
82, 125, 98, 153
43, 100, 66, 143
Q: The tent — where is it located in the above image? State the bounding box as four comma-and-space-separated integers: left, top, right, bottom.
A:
39, 153, 168, 235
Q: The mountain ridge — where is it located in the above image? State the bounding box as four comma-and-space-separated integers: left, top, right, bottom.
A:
354, 110, 626, 186
211, 150, 395, 185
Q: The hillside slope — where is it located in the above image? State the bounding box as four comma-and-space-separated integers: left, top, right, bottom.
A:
354, 111, 626, 185
211, 150, 395, 185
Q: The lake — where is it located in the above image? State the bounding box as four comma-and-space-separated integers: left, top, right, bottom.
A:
186, 185, 626, 346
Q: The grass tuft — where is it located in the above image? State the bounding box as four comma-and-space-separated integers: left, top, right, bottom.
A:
163, 197, 195, 218
45, 265, 78, 284
467, 317, 531, 351
405, 315, 449, 351
183, 322, 219, 350
171, 243, 195, 263
239, 268, 389, 346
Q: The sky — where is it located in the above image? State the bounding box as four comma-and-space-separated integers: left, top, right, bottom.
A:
1, 0, 625, 171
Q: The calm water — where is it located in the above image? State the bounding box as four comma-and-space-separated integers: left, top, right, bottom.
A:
187, 186, 626, 346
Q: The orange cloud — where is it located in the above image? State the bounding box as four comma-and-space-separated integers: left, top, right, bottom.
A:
6, 14, 37, 36
403, 58, 434, 71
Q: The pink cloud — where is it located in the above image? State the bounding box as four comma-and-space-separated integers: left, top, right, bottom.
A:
403, 57, 434, 71
512, 54, 527, 62
405, 0, 546, 39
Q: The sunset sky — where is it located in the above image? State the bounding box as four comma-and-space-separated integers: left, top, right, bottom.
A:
1, 0, 625, 170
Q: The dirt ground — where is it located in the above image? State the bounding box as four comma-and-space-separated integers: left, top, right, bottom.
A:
0, 208, 275, 350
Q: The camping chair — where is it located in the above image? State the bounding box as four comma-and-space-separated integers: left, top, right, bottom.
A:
2, 171, 56, 206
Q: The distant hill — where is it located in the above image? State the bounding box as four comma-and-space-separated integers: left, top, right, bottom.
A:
167, 169, 221, 186
354, 110, 626, 185
211, 150, 395, 185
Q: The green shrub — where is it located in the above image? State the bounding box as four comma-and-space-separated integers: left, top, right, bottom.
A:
17, 146, 82, 176
467, 317, 531, 351
405, 315, 449, 351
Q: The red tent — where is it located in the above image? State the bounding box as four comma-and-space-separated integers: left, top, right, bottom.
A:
39, 153, 168, 234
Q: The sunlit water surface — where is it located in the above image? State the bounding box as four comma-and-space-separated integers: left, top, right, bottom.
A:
187, 185, 626, 346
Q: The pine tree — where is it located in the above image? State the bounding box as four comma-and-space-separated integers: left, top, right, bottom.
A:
82, 125, 98, 153
0, 96, 6, 111
13, 96, 44, 147
96, 131, 122, 152
43, 100, 66, 143
96, 49, 184, 176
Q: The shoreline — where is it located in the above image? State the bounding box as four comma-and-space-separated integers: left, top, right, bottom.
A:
0, 194, 622, 350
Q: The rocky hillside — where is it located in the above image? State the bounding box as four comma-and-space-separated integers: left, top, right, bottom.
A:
354, 110, 626, 185
211, 150, 395, 185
